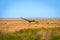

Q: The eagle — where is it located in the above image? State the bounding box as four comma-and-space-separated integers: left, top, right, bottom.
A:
21, 18, 38, 23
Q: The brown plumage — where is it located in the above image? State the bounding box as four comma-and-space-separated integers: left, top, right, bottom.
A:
21, 18, 37, 23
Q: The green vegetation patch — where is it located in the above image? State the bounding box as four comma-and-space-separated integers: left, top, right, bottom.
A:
51, 34, 60, 40
0, 28, 42, 40
0, 27, 60, 40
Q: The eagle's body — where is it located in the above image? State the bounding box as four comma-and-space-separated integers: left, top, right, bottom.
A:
21, 18, 37, 23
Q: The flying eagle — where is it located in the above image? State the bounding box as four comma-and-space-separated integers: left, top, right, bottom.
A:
21, 18, 38, 23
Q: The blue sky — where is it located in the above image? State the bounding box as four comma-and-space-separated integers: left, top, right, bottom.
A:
0, 0, 60, 18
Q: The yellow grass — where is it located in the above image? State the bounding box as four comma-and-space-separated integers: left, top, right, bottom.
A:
0, 18, 60, 33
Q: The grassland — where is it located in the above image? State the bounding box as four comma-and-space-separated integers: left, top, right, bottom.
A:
0, 18, 60, 40
0, 27, 60, 40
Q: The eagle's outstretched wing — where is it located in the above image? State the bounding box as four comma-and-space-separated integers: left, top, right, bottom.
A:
21, 18, 38, 23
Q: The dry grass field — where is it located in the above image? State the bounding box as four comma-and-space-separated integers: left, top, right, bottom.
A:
0, 18, 60, 33
0, 18, 60, 40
